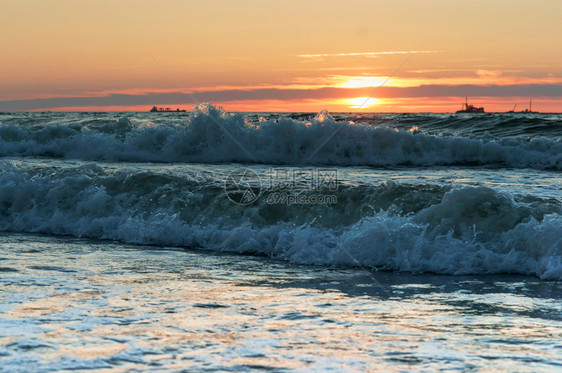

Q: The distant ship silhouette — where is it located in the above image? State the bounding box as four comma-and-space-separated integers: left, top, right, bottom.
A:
507, 99, 538, 113
150, 106, 186, 112
456, 97, 485, 113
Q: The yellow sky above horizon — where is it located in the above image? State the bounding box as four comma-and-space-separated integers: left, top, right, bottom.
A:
1, 0, 561, 112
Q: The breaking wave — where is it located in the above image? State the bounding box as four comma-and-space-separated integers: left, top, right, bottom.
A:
1, 161, 560, 279
0, 105, 561, 169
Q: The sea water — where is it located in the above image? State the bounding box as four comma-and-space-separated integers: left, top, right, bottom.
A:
0, 106, 560, 371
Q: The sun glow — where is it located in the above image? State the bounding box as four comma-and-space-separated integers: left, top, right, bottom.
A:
347, 97, 379, 109
339, 76, 389, 88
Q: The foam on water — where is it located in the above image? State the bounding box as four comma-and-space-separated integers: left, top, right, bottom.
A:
1, 233, 560, 371
0, 161, 560, 279
0, 105, 561, 169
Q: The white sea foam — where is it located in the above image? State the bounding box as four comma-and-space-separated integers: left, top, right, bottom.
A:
0, 105, 560, 169
0, 162, 559, 279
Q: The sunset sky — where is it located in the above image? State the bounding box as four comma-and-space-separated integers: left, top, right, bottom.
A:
1, 0, 561, 112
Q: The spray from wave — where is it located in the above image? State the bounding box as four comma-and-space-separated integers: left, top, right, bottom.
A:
0, 105, 560, 169
1, 161, 560, 279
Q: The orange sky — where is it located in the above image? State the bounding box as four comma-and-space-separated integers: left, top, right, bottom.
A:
1, 0, 561, 112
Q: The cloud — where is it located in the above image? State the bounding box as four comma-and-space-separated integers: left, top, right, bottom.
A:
1, 84, 561, 111
298, 50, 440, 58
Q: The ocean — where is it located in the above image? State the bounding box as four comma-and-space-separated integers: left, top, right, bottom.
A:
0, 106, 561, 371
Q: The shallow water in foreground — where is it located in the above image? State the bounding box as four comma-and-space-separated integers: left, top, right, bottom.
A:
1, 233, 561, 372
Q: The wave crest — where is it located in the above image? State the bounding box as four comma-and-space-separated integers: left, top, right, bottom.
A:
0, 105, 560, 169
0, 162, 560, 279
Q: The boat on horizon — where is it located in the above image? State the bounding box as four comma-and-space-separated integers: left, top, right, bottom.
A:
150, 106, 186, 112
456, 97, 485, 113
507, 99, 538, 114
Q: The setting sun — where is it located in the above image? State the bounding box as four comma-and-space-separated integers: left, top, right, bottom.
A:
347, 96, 379, 109
1, 1, 561, 372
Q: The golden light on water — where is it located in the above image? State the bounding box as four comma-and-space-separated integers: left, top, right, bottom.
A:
347, 97, 379, 109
